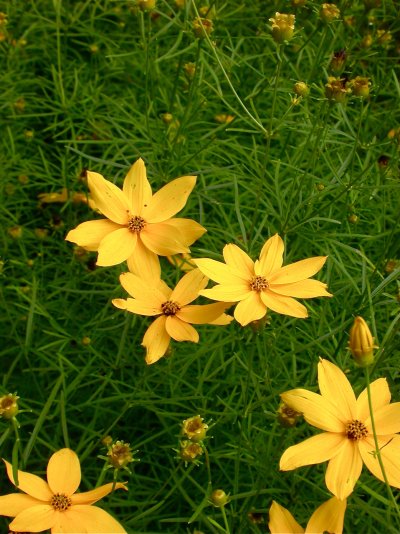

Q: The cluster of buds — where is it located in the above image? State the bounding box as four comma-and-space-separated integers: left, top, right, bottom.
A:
0, 393, 19, 420
349, 316, 377, 367
101, 436, 137, 473
178, 415, 209, 464
269, 13, 295, 44
325, 76, 371, 103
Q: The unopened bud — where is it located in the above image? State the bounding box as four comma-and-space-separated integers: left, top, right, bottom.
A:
269, 13, 295, 44
192, 17, 213, 38
329, 50, 346, 73
293, 81, 309, 97
349, 76, 370, 97
137, 0, 156, 10
0, 393, 19, 420
210, 489, 229, 507
320, 4, 340, 23
349, 316, 377, 366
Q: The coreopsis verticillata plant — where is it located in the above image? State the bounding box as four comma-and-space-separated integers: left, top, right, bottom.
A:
280, 359, 400, 499
194, 234, 331, 326
112, 268, 232, 364
65, 158, 206, 279
0, 448, 127, 533
269, 496, 347, 534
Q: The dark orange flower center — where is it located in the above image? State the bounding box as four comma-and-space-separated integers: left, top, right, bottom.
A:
161, 300, 181, 316
345, 419, 368, 440
51, 492, 72, 511
250, 275, 269, 292
128, 215, 146, 233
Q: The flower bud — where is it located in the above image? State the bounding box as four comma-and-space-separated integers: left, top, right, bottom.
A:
182, 415, 208, 442
179, 440, 204, 462
293, 81, 309, 97
192, 17, 213, 38
349, 316, 377, 366
0, 393, 19, 420
269, 13, 295, 44
277, 402, 302, 427
349, 76, 371, 98
107, 440, 135, 469
137, 0, 156, 10
320, 3, 340, 23
325, 77, 351, 103
210, 489, 229, 507
329, 50, 346, 73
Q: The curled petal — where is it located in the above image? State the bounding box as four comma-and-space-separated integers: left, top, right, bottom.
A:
268, 501, 304, 534
47, 449, 81, 496
143, 175, 197, 223
356, 378, 391, 422
260, 291, 308, 318
87, 171, 129, 225
222, 244, 254, 278
170, 269, 208, 306
141, 223, 190, 255
97, 229, 137, 266
280, 432, 345, 471
325, 439, 362, 499
65, 220, 122, 249
165, 316, 199, 342
233, 292, 267, 326
177, 302, 232, 325
142, 316, 170, 365
269, 256, 327, 284
306, 496, 346, 534
258, 234, 284, 276
4, 460, 53, 501
9, 505, 55, 532
270, 279, 332, 298
127, 236, 161, 281
71, 482, 127, 505
122, 158, 152, 216
317, 359, 357, 422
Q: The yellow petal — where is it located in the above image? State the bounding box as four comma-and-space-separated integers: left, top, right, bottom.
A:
356, 378, 391, 422
222, 244, 254, 278
142, 316, 170, 365
122, 158, 152, 216
141, 223, 190, 255
280, 432, 345, 471
170, 269, 208, 306
325, 439, 362, 499
0, 493, 44, 516
71, 482, 127, 505
268, 501, 304, 534
9, 504, 55, 532
260, 291, 308, 318
305, 496, 346, 534
119, 272, 168, 303
127, 237, 161, 281
281, 389, 345, 432
258, 234, 284, 276
317, 359, 357, 421
4, 460, 53, 501
269, 256, 328, 284
87, 171, 129, 225
359, 436, 400, 488
270, 279, 332, 298
97, 228, 137, 266
47, 449, 81, 496
65, 220, 121, 248
53, 505, 127, 533
365, 403, 400, 435
194, 258, 249, 284
233, 292, 267, 326
200, 284, 252, 302
177, 303, 232, 324
163, 218, 206, 246
113, 298, 161, 316
165, 316, 199, 342
143, 175, 196, 223
209, 312, 233, 325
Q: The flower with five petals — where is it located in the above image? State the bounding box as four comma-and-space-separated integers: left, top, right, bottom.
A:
0, 448, 127, 533
112, 268, 232, 364
65, 158, 206, 279
279, 358, 400, 499
194, 234, 331, 326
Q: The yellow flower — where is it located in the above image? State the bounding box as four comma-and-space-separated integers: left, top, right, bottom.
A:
280, 359, 400, 499
269, 496, 346, 533
112, 268, 232, 364
66, 158, 206, 279
0, 448, 127, 533
194, 234, 331, 326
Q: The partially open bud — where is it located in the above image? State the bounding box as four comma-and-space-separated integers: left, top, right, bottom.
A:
192, 17, 213, 38
269, 13, 295, 44
179, 440, 204, 462
137, 0, 156, 10
349, 76, 371, 97
210, 489, 229, 507
107, 440, 135, 469
325, 77, 351, 103
182, 415, 208, 442
349, 316, 377, 366
293, 81, 309, 97
277, 402, 302, 427
320, 3, 340, 23
329, 50, 346, 73
0, 393, 19, 420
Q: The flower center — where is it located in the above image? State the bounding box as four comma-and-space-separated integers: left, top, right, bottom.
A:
51, 492, 72, 511
161, 300, 181, 316
128, 215, 146, 233
345, 420, 368, 441
250, 275, 269, 292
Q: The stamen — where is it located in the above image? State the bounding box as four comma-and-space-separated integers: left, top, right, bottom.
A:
128, 215, 146, 233
250, 275, 269, 292
51, 493, 72, 511
161, 301, 181, 316
345, 420, 368, 441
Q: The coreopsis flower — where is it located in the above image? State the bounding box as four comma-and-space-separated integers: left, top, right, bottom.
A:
0, 448, 127, 533
66, 158, 206, 279
269, 496, 346, 534
279, 359, 400, 499
349, 316, 377, 366
194, 234, 331, 326
112, 268, 232, 364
